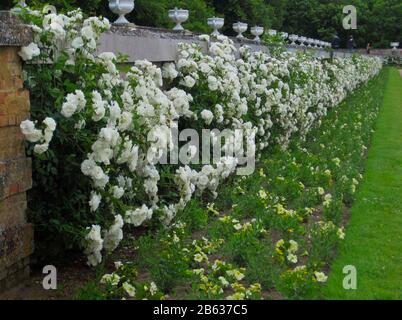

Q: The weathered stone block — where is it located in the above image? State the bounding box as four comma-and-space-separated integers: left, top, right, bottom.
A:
0, 223, 34, 270
0, 89, 30, 127
0, 257, 30, 293
0, 59, 23, 92
0, 11, 33, 47
0, 126, 25, 159
0, 193, 27, 227
0, 157, 32, 201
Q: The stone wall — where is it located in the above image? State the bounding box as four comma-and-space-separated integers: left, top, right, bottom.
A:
0, 11, 33, 293
356, 48, 402, 56
98, 25, 340, 63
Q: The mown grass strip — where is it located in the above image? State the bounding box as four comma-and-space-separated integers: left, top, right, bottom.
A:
324, 67, 402, 300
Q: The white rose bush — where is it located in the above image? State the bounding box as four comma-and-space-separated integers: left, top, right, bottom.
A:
16, 7, 382, 273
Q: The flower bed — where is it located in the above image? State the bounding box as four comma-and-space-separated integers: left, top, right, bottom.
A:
81, 67, 388, 300
17, 8, 382, 270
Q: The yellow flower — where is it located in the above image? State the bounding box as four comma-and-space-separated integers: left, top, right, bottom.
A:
276, 239, 285, 248
100, 273, 120, 286
207, 203, 219, 216
227, 269, 245, 281
219, 215, 230, 223
231, 283, 246, 292
337, 228, 345, 240
233, 223, 242, 231
194, 253, 204, 263
212, 259, 225, 270
275, 247, 283, 255
258, 189, 268, 199
314, 271, 328, 283
122, 282, 136, 297
218, 276, 229, 287
249, 283, 262, 293
288, 240, 298, 253
287, 253, 298, 264
193, 268, 205, 275
323, 194, 333, 207
226, 292, 245, 300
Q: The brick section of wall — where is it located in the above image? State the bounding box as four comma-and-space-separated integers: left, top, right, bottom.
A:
0, 43, 33, 292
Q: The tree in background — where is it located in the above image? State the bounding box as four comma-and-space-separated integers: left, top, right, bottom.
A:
280, 0, 401, 48
0, 0, 400, 48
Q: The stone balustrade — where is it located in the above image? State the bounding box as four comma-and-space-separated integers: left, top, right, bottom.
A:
98, 24, 340, 63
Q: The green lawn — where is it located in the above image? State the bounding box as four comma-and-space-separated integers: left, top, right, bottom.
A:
324, 67, 402, 299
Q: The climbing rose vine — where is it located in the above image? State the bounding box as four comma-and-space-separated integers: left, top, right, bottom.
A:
17, 8, 382, 266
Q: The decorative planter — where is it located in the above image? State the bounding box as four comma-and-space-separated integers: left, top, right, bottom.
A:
109, 0, 135, 24
390, 42, 400, 49
289, 34, 298, 45
168, 7, 189, 31
208, 17, 224, 36
299, 36, 307, 46
251, 26, 264, 42
233, 22, 248, 39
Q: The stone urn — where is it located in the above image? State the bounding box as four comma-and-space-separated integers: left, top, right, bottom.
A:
298, 36, 307, 46
390, 42, 400, 50
289, 34, 298, 45
251, 26, 264, 42
109, 0, 135, 24
208, 17, 224, 36
307, 38, 314, 47
169, 7, 189, 31
233, 22, 248, 39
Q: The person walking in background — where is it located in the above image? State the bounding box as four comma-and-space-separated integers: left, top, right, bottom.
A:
366, 42, 372, 54
347, 36, 356, 52
332, 34, 341, 49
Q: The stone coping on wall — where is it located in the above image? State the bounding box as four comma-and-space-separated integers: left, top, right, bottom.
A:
0, 11, 32, 47
98, 24, 335, 63
0, 11, 351, 63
